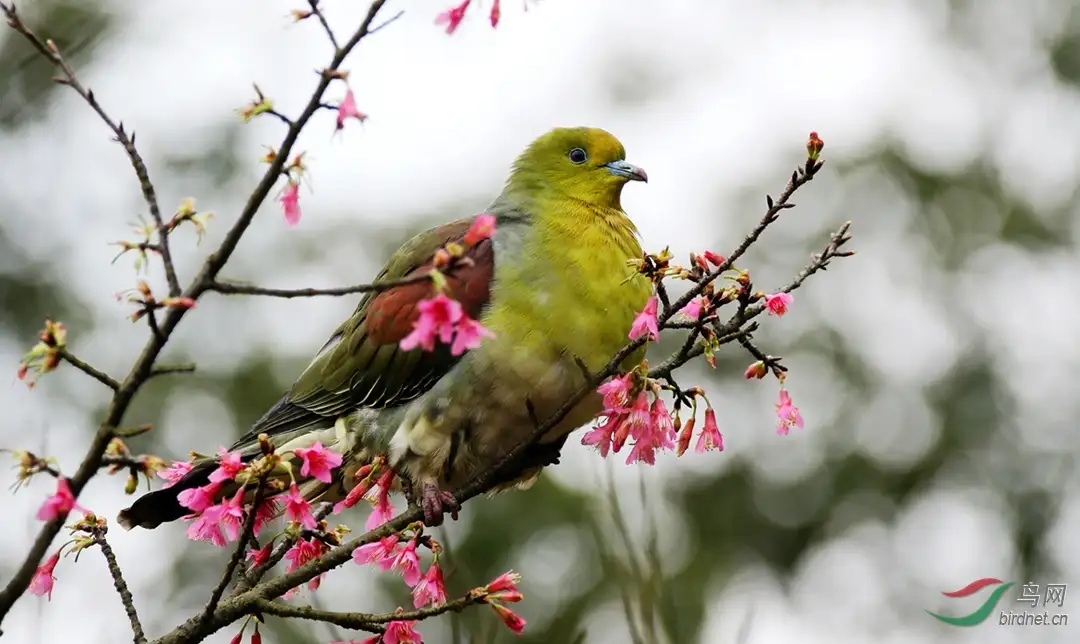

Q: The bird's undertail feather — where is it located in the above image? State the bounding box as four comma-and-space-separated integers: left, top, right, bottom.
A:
117, 464, 212, 530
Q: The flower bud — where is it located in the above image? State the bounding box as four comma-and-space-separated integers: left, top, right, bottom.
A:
807, 131, 824, 160
703, 250, 726, 267
744, 361, 767, 379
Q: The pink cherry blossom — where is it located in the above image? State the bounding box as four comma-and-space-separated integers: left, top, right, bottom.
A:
489, 0, 501, 27
391, 539, 422, 587
283, 484, 317, 530
626, 396, 676, 465
765, 291, 793, 316
463, 213, 496, 246
284, 537, 323, 572
694, 407, 724, 452
157, 460, 193, 487
491, 602, 527, 635
186, 507, 226, 547
217, 488, 247, 542
412, 561, 448, 607
331, 639, 379, 644
775, 389, 804, 435
597, 373, 634, 410
246, 544, 272, 570
293, 441, 342, 484
178, 481, 222, 513
382, 617, 422, 644
399, 294, 463, 353
284, 537, 328, 593
580, 418, 618, 457
485, 570, 521, 594
365, 469, 397, 530
680, 297, 703, 321
253, 498, 279, 536
628, 295, 660, 341
450, 316, 495, 356
335, 89, 367, 131
435, 0, 471, 34
485, 570, 524, 603
29, 551, 60, 600
280, 180, 301, 226
209, 447, 245, 483
36, 477, 88, 521
618, 391, 653, 450
353, 535, 401, 570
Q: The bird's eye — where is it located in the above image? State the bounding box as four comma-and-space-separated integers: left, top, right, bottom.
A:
568, 147, 588, 164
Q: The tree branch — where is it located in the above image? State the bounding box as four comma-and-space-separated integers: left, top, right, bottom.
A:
251, 593, 485, 632
307, 0, 340, 50
148, 363, 197, 378
58, 349, 120, 391
208, 270, 435, 298
93, 526, 147, 644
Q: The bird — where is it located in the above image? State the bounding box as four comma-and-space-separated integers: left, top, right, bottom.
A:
118, 126, 651, 531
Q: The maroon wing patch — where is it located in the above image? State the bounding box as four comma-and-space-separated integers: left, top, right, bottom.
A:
366, 231, 494, 345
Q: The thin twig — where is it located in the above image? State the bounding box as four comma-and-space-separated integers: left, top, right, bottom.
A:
58, 349, 120, 391
149, 363, 197, 378
264, 109, 294, 127
307, 0, 340, 50
252, 592, 486, 631
209, 270, 436, 298
93, 527, 147, 644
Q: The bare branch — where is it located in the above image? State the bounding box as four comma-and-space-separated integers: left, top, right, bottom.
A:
307, 0, 340, 50
58, 349, 120, 391
149, 363, 197, 378
251, 592, 486, 631
92, 525, 147, 644
209, 270, 436, 298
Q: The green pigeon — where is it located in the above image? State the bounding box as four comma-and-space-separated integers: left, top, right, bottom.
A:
119, 126, 651, 530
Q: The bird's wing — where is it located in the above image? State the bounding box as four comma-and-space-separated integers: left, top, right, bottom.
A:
230, 217, 494, 448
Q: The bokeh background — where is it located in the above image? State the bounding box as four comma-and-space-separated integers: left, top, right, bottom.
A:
1, 0, 1078, 642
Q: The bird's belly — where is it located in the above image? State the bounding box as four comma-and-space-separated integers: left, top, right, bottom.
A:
386, 344, 602, 488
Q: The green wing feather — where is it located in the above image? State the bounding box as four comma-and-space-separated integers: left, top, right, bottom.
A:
229, 217, 494, 449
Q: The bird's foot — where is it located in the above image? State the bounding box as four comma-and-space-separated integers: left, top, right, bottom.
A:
420, 480, 459, 527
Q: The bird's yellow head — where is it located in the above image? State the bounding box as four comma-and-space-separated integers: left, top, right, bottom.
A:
505, 127, 647, 211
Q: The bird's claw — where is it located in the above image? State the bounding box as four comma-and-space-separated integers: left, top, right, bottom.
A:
420, 481, 459, 527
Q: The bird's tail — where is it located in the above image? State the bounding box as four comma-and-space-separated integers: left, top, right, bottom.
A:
117, 416, 363, 531
117, 461, 213, 530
